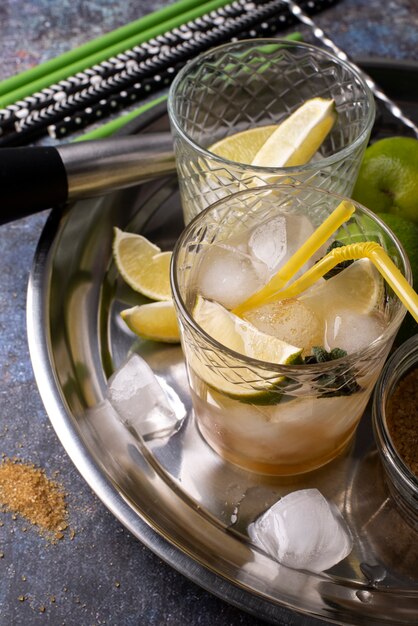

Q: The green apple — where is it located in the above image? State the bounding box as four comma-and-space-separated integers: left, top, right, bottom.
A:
377, 213, 418, 286
377, 212, 418, 344
352, 136, 418, 224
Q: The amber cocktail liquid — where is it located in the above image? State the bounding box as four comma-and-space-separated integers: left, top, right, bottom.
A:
171, 185, 409, 476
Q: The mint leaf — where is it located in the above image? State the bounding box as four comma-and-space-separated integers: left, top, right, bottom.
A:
303, 345, 360, 397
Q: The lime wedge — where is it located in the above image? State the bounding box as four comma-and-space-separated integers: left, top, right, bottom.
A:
113, 228, 172, 301
190, 296, 302, 401
251, 97, 337, 168
209, 124, 278, 164
300, 258, 384, 316
121, 301, 180, 343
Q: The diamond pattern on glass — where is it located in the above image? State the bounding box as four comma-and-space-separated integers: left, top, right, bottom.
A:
169, 40, 374, 223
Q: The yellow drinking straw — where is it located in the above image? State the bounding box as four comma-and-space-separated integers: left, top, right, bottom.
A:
256, 241, 418, 324
233, 199, 355, 316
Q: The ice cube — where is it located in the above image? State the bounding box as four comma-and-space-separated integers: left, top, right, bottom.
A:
248, 215, 287, 270
107, 353, 186, 440
325, 310, 386, 354
244, 298, 323, 355
248, 213, 319, 278
197, 243, 267, 309
248, 488, 352, 573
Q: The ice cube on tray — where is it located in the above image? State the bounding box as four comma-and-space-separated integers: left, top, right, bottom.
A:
248, 488, 352, 573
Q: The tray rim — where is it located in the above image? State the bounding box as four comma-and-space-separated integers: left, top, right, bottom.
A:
27, 58, 418, 626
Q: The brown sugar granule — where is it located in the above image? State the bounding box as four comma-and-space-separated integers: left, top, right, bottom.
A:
387, 367, 418, 476
0, 458, 68, 540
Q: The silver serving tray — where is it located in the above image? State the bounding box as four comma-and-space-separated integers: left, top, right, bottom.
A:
28, 63, 418, 625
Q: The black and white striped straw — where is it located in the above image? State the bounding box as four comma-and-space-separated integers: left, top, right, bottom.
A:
0, 0, 339, 145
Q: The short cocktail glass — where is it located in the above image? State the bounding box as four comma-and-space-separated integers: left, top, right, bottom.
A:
168, 39, 375, 224
170, 184, 410, 476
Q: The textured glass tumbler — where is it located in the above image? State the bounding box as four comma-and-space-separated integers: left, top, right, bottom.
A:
168, 39, 375, 224
171, 184, 410, 475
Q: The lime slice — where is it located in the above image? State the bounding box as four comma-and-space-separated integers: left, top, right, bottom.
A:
251, 97, 337, 168
300, 258, 384, 316
121, 301, 180, 343
113, 228, 172, 301
209, 124, 278, 164
190, 296, 302, 401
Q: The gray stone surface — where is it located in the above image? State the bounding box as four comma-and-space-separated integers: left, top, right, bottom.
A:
0, 1, 417, 624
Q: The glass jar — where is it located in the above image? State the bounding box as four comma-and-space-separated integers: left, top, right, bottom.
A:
372, 334, 418, 529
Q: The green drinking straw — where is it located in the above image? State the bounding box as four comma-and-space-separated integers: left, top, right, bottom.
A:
75, 95, 168, 142
0, 0, 205, 97
0, 0, 231, 108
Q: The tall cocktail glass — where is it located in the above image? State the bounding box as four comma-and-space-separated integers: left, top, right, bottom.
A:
168, 39, 375, 224
170, 184, 410, 476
